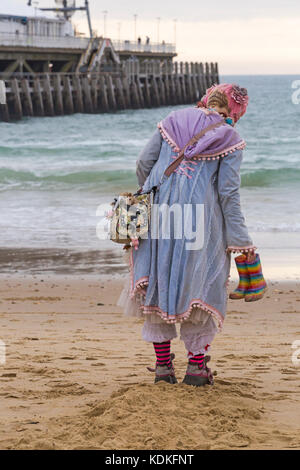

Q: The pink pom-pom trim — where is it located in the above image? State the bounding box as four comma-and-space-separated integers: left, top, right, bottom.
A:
226, 245, 257, 254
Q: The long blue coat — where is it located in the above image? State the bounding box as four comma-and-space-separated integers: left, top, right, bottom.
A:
123, 127, 254, 329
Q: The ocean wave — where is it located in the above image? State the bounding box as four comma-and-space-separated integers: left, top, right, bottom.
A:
1, 166, 300, 190
248, 223, 300, 233
241, 168, 300, 187
0, 138, 147, 151
246, 135, 300, 145
0, 156, 131, 174
0, 168, 137, 191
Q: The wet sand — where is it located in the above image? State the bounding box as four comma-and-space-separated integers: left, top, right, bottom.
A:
0, 273, 299, 450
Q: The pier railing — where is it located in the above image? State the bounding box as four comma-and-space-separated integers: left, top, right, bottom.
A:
112, 39, 176, 54
0, 61, 219, 121
0, 32, 89, 50
0, 33, 176, 54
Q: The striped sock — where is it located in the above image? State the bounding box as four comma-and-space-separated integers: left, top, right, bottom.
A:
153, 341, 171, 367
188, 352, 205, 368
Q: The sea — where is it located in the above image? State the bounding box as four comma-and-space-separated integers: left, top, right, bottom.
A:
0, 75, 299, 277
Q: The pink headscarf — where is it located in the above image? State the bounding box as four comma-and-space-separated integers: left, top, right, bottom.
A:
197, 83, 249, 124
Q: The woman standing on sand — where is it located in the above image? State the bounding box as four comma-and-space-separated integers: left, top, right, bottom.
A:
119, 83, 265, 386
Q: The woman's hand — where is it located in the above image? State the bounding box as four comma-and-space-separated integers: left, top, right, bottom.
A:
246, 250, 256, 263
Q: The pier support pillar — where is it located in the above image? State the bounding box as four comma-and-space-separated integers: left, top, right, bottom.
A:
136, 78, 145, 108
158, 76, 166, 106
82, 76, 93, 113
53, 74, 64, 115
199, 63, 207, 96
11, 78, 23, 120
73, 75, 84, 113
63, 76, 74, 114
106, 75, 117, 111
99, 76, 109, 112
143, 77, 151, 108
91, 77, 99, 112
21, 78, 33, 117
205, 62, 211, 88
151, 77, 160, 107
115, 77, 126, 110
43, 74, 55, 117
33, 77, 45, 116
122, 77, 131, 108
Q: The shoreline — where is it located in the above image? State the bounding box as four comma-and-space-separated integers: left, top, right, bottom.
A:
0, 234, 299, 280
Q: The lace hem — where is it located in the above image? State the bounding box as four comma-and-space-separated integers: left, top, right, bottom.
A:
123, 248, 224, 330
226, 245, 257, 254
142, 300, 223, 330
157, 123, 180, 152
142, 322, 178, 343
187, 344, 211, 356
157, 122, 246, 161
131, 277, 149, 298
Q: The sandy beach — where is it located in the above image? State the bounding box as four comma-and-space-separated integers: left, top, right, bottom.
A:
0, 263, 299, 450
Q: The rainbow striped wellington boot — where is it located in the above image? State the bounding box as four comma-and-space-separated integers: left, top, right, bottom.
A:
245, 253, 267, 302
229, 254, 250, 300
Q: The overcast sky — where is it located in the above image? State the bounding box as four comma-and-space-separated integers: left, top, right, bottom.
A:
2, 0, 300, 74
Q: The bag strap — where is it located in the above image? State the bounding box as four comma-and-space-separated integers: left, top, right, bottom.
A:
164, 120, 225, 178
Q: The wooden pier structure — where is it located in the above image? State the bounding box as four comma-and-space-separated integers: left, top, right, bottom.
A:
0, 61, 219, 121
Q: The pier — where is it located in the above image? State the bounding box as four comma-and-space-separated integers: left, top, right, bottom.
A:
0, 61, 219, 121
0, 8, 219, 121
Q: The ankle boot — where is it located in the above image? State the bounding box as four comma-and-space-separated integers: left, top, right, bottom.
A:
245, 253, 267, 302
229, 254, 250, 300
147, 353, 178, 384
182, 356, 214, 387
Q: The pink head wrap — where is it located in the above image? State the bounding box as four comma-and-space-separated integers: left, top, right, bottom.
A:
198, 83, 249, 123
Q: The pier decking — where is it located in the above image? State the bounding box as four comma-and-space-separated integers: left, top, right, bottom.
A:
0, 61, 219, 121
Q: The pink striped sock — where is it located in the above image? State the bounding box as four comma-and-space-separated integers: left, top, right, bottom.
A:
189, 352, 205, 368
153, 341, 171, 367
